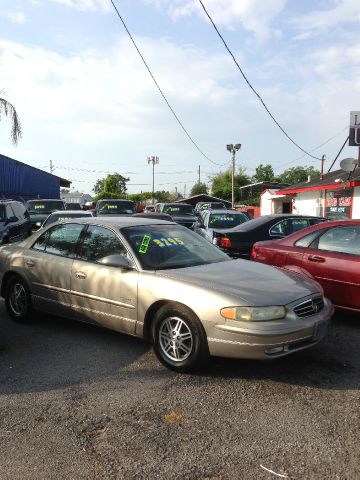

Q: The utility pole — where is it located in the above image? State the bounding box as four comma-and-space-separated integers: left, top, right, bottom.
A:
147, 156, 159, 204
198, 165, 201, 184
320, 154, 325, 180
226, 144, 241, 209
50, 160, 55, 174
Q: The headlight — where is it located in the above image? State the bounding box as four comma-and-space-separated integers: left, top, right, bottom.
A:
220, 306, 286, 321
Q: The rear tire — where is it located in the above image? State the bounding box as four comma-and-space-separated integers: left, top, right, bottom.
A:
5, 275, 34, 323
152, 304, 209, 372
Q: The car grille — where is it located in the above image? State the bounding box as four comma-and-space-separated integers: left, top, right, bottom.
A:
293, 296, 324, 318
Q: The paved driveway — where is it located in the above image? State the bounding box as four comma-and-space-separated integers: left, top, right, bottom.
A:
0, 300, 359, 480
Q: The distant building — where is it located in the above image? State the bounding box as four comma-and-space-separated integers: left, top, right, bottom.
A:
0, 153, 70, 201
261, 168, 360, 219
61, 191, 93, 207
176, 193, 231, 208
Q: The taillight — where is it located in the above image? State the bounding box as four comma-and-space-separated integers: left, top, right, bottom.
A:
250, 244, 260, 260
219, 236, 231, 249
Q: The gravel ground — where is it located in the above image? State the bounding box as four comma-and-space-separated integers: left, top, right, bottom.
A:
0, 300, 359, 480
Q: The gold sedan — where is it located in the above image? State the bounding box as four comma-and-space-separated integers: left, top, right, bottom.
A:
0, 218, 333, 372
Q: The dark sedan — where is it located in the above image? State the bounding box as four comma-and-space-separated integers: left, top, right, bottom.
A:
194, 209, 249, 243
213, 214, 327, 259
251, 220, 360, 314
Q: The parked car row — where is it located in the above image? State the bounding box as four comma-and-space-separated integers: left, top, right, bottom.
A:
0, 197, 358, 374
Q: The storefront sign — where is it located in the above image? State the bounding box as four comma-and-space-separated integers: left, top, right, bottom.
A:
325, 188, 352, 219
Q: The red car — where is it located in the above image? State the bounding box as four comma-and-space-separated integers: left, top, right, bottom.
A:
251, 220, 360, 314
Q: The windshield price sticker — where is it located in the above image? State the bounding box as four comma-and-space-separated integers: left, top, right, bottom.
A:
153, 237, 185, 248
34, 205, 45, 209
139, 234, 151, 254
108, 205, 117, 209
210, 216, 234, 224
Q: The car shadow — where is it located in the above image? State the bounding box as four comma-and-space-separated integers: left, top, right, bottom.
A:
0, 305, 359, 395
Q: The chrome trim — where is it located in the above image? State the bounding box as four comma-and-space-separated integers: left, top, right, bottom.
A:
32, 282, 135, 309
208, 334, 313, 347
32, 294, 137, 323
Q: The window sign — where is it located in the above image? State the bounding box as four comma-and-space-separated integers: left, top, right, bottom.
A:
325, 188, 352, 219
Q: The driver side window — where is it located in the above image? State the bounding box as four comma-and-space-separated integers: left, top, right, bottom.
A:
78, 226, 126, 262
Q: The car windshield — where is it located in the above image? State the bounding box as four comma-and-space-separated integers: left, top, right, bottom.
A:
208, 213, 247, 228
0, 205, 5, 222
198, 202, 225, 211
163, 204, 194, 216
27, 201, 65, 214
44, 212, 90, 227
121, 224, 230, 270
97, 201, 135, 215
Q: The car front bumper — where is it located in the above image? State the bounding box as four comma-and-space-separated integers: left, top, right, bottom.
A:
206, 297, 334, 360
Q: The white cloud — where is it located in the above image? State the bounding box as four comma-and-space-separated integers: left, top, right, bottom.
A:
145, 0, 286, 42
8, 11, 27, 24
50, 0, 111, 12
293, 0, 360, 36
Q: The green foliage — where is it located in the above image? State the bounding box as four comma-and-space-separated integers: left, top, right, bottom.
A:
93, 173, 129, 201
253, 164, 275, 182
128, 190, 172, 204
94, 191, 123, 201
190, 182, 208, 196
277, 166, 320, 184
210, 167, 250, 202
0, 90, 22, 145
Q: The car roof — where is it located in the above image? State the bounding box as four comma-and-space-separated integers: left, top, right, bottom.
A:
230, 214, 327, 232
27, 199, 65, 202
206, 209, 245, 214
57, 216, 176, 228
50, 210, 92, 215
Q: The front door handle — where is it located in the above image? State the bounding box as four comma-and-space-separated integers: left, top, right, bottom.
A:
26, 260, 35, 268
308, 255, 325, 263
75, 271, 87, 279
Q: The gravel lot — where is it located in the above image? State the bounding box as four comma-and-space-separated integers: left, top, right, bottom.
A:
0, 299, 359, 480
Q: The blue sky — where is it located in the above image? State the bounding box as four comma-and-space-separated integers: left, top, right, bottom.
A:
1, 0, 359, 195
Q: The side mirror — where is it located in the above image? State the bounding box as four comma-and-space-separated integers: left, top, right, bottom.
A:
196, 222, 205, 228
97, 254, 134, 269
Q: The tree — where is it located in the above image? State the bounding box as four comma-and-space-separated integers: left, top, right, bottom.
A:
277, 166, 320, 185
210, 166, 250, 202
0, 90, 22, 145
190, 182, 208, 196
93, 173, 129, 201
253, 164, 275, 182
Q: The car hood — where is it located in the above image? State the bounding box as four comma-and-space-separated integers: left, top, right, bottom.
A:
28, 213, 52, 223
155, 259, 320, 306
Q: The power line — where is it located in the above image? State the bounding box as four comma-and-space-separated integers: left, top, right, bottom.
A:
197, 0, 322, 161
276, 126, 349, 168
109, 0, 227, 167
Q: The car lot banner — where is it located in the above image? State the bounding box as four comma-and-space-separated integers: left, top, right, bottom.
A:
325, 188, 352, 219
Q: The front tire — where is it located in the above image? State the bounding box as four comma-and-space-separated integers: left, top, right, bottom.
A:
5, 275, 34, 323
152, 304, 209, 372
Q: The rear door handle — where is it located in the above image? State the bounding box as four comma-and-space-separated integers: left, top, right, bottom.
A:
308, 255, 325, 263
75, 271, 87, 279
26, 260, 35, 268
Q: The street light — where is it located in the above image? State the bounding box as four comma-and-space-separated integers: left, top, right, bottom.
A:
226, 144, 241, 209
147, 155, 159, 204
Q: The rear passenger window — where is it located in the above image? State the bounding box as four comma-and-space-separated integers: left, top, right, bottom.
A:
42, 224, 83, 257
270, 220, 288, 236
78, 226, 126, 262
